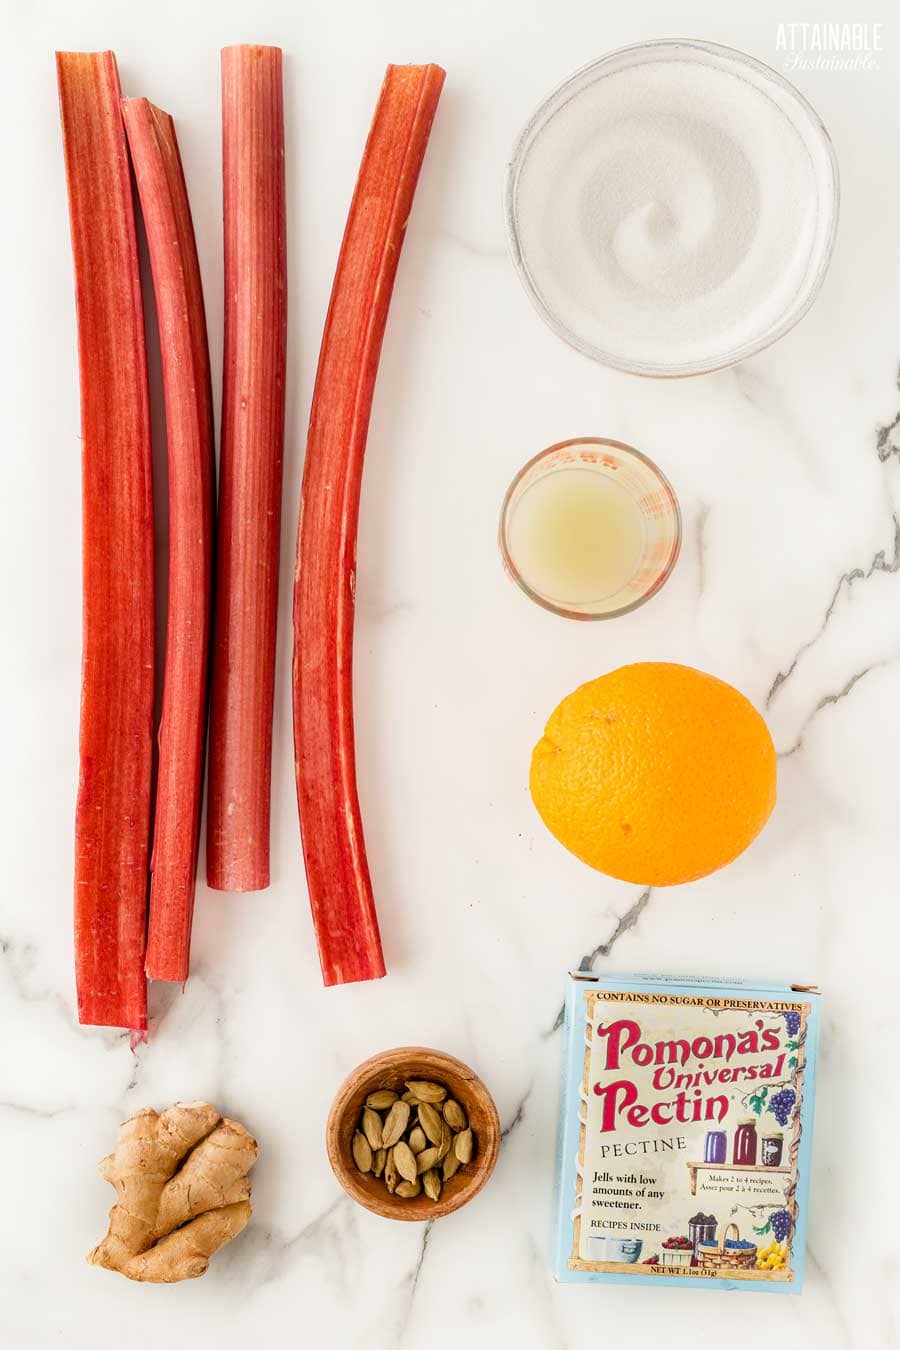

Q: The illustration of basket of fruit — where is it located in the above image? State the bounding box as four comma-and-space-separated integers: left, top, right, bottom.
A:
659, 1236, 693, 1268
697, 1222, 757, 1271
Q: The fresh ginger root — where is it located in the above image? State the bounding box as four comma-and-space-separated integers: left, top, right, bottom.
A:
88, 1101, 258, 1282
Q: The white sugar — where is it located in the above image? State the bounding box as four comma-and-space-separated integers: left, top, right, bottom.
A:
514, 48, 836, 370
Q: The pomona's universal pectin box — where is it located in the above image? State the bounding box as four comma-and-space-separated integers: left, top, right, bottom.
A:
552, 972, 821, 1292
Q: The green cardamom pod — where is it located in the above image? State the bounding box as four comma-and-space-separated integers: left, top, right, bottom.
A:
361, 1107, 384, 1150
366, 1089, 399, 1110
423, 1168, 441, 1202
393, 1140, 418, 1183
415, 1146, 441, 1174
442, 1150, 461, 1181
382, 1100, 411, 1148
443, 1099, 468, 1131
405, 1080, 447, 1103
437, 1120, 453, 1161
408, 1125, 427, 1154
454, 1128, 474, 1164
418, 1101, 443, 1145
352, 1131, 373, 1173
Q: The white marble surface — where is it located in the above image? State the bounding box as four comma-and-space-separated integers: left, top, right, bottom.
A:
4, 0, 900, 1345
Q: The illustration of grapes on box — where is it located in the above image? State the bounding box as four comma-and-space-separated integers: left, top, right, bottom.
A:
753, 1209, 792, 1270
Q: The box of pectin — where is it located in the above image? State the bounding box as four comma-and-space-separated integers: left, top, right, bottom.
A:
552, 971, 821, 1292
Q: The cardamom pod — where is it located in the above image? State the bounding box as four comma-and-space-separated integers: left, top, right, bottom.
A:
454, 1128, 474, 1164
382, 1100, 411, 1148
442, 1150, 461, 1181
361, 1107, 384, 1150
408, 1125, 427, 1154
437, 1119, 453, 1161
366, 1089, 399, 1110
423, 1168, 441, 1202
443, 1099, 467, 1131
405, 1080, 447, 1103
418, 1101, 443, 1145
395, 1179, 421, 1198
385, 1148, 399, 1193
372, 1148, 387, 1177
415, 1146, 441, 1174
352, 1130, 373, 1173
393, 1140, 418, 1183
401, 1091, 419, 1105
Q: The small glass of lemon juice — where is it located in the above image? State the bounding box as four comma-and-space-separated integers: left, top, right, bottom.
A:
499, 438, 681, 619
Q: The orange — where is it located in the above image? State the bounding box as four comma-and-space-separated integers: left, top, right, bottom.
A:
530, 662, 776, 886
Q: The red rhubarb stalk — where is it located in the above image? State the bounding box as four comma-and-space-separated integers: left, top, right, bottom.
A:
122, 99, 215, 982
293, 64, 445, 985
207, 45, 287, 892
57, 51, 153, 1030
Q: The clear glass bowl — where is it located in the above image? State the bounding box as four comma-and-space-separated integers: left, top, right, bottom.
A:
504, 39, 840, 377
499, 438, 682, 620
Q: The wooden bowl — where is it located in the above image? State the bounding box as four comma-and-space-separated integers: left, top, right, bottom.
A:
327, 1047, 501, 1221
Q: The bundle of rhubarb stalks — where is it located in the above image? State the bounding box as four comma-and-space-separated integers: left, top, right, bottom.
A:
57, 46, 444, 1036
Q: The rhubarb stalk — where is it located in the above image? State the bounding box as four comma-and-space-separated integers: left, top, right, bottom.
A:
122, 99, 215, 982
293, 64, 445, 985
57, 52, 153, 1029
207, 45, 286, 892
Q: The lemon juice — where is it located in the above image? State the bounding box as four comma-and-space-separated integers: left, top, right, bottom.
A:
507, 467, 645, 605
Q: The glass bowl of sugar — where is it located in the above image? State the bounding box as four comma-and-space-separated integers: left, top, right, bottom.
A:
505, 39, 839, 377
